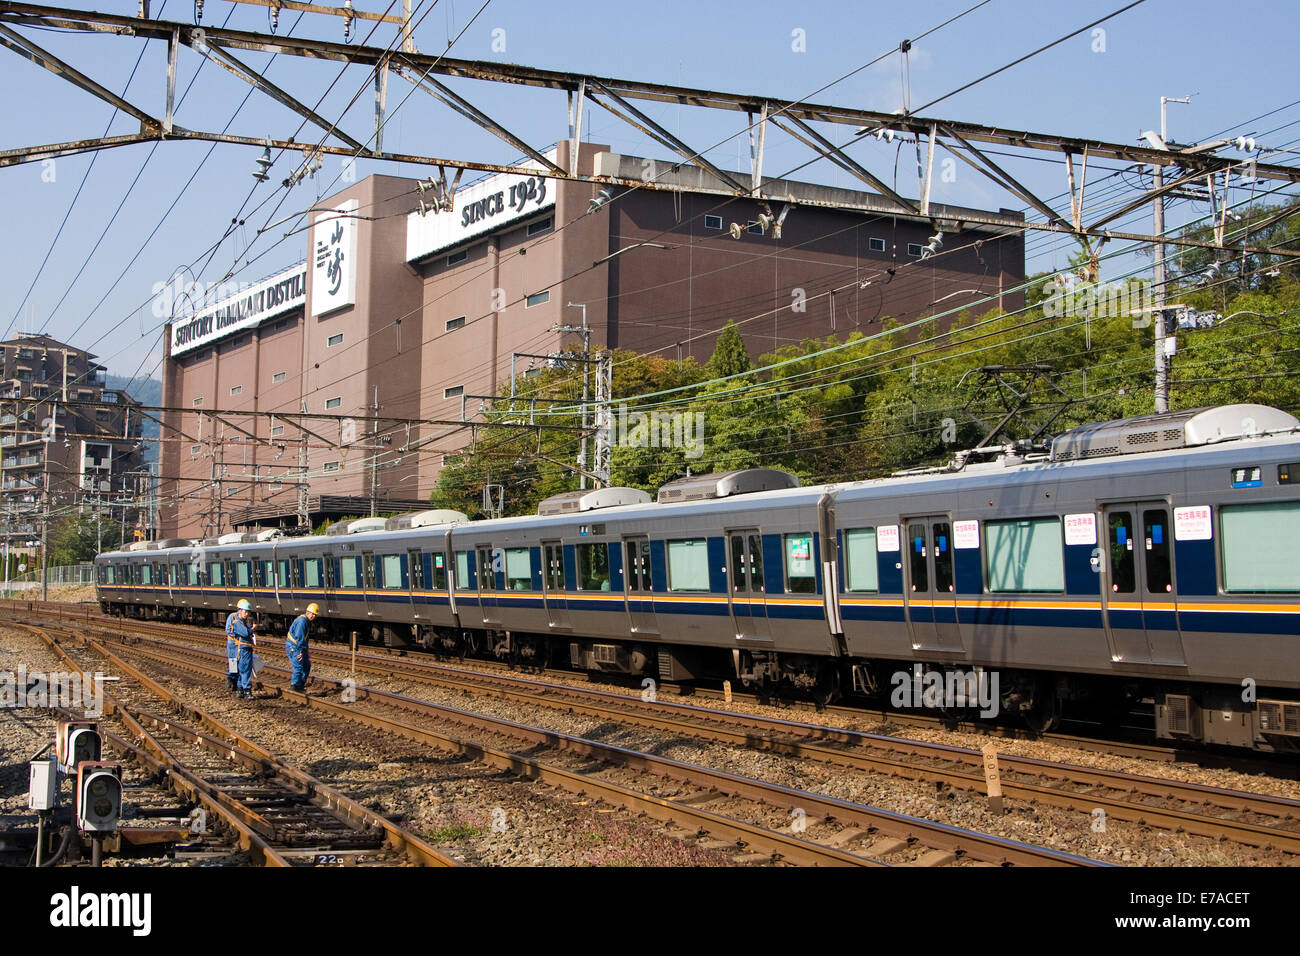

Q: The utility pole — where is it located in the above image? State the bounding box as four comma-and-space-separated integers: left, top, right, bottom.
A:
369, 386, 380, 517
561, 303, 590, 489
1153, 95, 1190, 414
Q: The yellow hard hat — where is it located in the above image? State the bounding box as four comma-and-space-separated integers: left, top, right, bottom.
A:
237, 599, 252, 611
306, 603, 320, 614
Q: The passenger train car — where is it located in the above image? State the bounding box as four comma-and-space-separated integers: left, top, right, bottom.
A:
96, 404, 1300, 752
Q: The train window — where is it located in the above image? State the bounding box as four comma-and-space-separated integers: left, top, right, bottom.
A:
907, 523, 928, 592
189, 563, 201, 586
140, 564, 152, 585
382, 554, 403, 589
303, 558, 321, 589
105, 565, 115, 584
933, 522, 954, 593
1107, 514, 1136, 593
278, 560, 290, 588
290, 560, 302, 588
235, 562, 251, 587
543, 544, 563, 591
432, 553, 448, 590
1221, 502, 1300, 592
576, 543, 610, 590
985, 518, 1064, 592
363, 554, 377, 589
209, 562, 224, 586
625, 538, 650, 592
1142, 509, 1173, 594
506, 549, 532, 590
667, 539, 710, 592
455, 551, 472, 589
844, 528, 879, 592
170, 565, 181, 586
340, 557, 360, 588
264, 561, 276, 587
784, 534, 817, 593
408, 551, 425, 590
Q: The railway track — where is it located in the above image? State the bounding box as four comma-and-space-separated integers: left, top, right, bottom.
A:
65, 614, 1300, 860
47, 621, 1102, 867
25, 624, 457, 867
2, 600, 1260, 767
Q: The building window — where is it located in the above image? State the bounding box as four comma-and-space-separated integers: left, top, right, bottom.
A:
272, 371, 286, 383
526, 216, 553, 237
192, 397, 203, 407
444, 385, 464, 399
322, 461, 340, 473
190, 444, 202, 456
907, 242, 923, 257
445, 316, 466, 332
869, 237, 886, 252
705, 215, 723, 230
325, 396, 342, 409
327, 333, 344, 347
229, 385, 242, 395
525, 290, 550, 308
747, 222, 763, 235
270, 425, 284, 436
446, 249, 468, 266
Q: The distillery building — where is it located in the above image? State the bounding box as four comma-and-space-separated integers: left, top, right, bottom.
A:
158, 142, 1025, 538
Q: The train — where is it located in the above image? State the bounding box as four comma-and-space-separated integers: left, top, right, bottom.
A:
95, 403, 1300, 752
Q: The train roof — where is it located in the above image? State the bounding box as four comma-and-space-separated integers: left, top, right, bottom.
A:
99, 404, 1299, 558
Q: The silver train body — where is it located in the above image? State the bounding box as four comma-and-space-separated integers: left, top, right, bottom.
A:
96, 404, 1300, 751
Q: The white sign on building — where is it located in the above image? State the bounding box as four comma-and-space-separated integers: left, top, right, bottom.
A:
312, 199, 359, 317
406, 164, 556, 263
170, 264, 307, 357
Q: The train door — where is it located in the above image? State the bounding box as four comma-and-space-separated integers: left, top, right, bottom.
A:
1101, 504, 1187, 666
361, 551, 377, 617
623, 536, 658, 635
903, 517, 964, 653
476, 545, 501, 626
727, 530, 770, 641
541, 541, 570, 629
407, 549, 424, 619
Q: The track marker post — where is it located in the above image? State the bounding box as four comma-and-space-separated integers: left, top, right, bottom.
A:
981, 744, 1004, 814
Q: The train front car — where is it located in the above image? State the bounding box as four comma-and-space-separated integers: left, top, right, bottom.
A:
829, 403, 1300, 752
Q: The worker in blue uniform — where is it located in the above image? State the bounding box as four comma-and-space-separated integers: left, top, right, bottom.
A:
286, 603, 319, 692
225, 598, 257, 699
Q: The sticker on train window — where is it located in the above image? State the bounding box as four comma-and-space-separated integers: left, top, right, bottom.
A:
1173, 505, 1212, 540
876, 525, 900, 552
788, 538, 811, 560
434, 554, 444, 568
1231, 466, 1262, 488
953, 520, 980, 549
1064, 513, 1097, 546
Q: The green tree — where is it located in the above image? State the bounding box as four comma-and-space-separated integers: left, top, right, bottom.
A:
48, 513, 119, 565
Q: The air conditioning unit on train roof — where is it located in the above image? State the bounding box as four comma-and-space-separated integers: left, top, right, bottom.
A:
656, 469, 800, 503
155, 538, 191, 550
386, 509, 469, 530
256, 529, 283, 542
325, 517, 388, 535
1050, 404, 1300, 462
217, 532, 255, 545
537, 487, 652, 516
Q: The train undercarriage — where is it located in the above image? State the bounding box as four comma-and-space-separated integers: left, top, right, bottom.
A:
101, 599, 1300, 754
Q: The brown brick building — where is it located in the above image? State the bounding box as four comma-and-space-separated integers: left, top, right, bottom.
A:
159, 143, 1024, 538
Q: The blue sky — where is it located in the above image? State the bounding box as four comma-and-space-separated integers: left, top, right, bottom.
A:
2, 0, 1298, 380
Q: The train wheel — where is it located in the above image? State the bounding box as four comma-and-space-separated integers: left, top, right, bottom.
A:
810, 664, 841, 710
1021, 681, 1062, 734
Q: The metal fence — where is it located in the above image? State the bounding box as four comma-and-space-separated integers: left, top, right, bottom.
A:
0, 563, 96, 596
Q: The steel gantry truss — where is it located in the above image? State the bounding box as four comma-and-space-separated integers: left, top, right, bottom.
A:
1, 1, 1298, 260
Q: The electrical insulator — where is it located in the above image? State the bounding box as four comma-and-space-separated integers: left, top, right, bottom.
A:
343, 0, 354, 43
